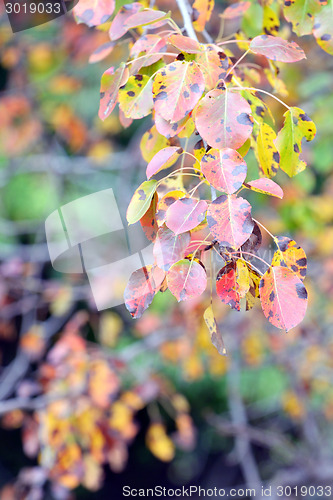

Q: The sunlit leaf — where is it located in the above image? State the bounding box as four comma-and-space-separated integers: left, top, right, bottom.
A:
241, 221, 262, 254
207, 195, 254, 249
124, 265, 165, 318
195, 87, 253, 149
167, 259, 207, 301
74, 0, 115, 27
244, 178, 283, 198
246, 264, 261, 311
201, 147, 247, 194
250, 35, 306, 62
166, 198, 208, 234
153, 61, 205, 123
153, 225, 191, 270
130, 34, 167, 71
275, 106, 316, 177
146, 423, 175, 462
216, 261, 240, 311
146, 146, 182, 179
126, 179, 158, 224
272, 236, 307, 281
98, 64, 129, 121
259, 266, 308, 331
192, 0, 215, 32
118, 74, 153, 119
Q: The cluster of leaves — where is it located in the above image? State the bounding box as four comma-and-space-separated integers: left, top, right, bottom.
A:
72, 0, 320, 335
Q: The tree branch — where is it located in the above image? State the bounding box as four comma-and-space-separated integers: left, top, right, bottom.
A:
176, 0, 198, 41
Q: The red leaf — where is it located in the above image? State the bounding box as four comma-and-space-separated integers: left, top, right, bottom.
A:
259, 266, 308, 331
153, 225, 191, 270
124, 265, 165, 318
201, 147, 247, 194
250, 35, 306, 63
153, 61, 205, 123
166, 198, 208, 234
220, 1, 251, 19
195, 88, 253, 149
146, 146, 182, 179
168, 35, 203, 53
244, 178, 283, 198
140, 192, 158, 241
167, 259, 207, 301
125, 9, 168, 30
206, 195, 254, 249
74, 0, 115, 27
216, 261, 240, 311
98, 64, 129, 121
109, 3, 142, 41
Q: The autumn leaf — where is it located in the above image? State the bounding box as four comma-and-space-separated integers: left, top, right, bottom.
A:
195, 47, 232, 90
109, 3, 143, 41
203, 305, 227, 355
272, 236, 307, 281
124, 265, 165, 318
244, 178, 284, 198
167, 259, 207, 301
165, 198, 208, 234
156, 190, 187, 226
146, 146, 182, 179
259, 266, 308, 331
263, 5, 280, 36
74, 0, 115, 27
126, 179, 158, 224
275, 106, 316, 177
250, 35, 306, 62
168, 35, 203, 53
195, 87, 253, 149
98, 64, 129, 121
220, 1, 251, 19
192, 0, 215, 32
118, 74, 153, 119
313, 1, 333, 55
153, 61, 205, 123
146, 423, 175, 462
207, 195, 254, 249
140, 125, 170, 163
153, 225, 191, 270
201, 147, 247, 194
254, 122, 280, 177
140, 192, 158, 241
241, 221, 262, 254
283, 0, 320, 36
130, 34, 167, 70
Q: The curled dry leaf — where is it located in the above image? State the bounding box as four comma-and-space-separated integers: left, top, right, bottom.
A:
74, 0, 115, 27
126, 180, 157, 225
272, 236, 307, 281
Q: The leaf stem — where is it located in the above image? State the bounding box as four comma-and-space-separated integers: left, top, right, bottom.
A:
230, 77, 291, 110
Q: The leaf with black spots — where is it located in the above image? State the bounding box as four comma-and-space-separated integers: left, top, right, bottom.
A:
192, 0, 215, 32
313, 0, 333, 55
98, 64, 129, 121
244, 178, 283, 198
166, 198, 208, 234
127, 180, 158, 225
254, 122, 280, 178
259, 266, 308, 331
156, 190, 187, 226
146, 146, 182, 179
216, 261, 241, 311
283, 0, 321, 36
140, 192, 158, 241
74, 0, 115, 27
272, 236, 307, 281
203, 305, 227, 355
140, 125, 170, 163
250, 35, 306, 62
195, 88, 253, 149
153, 61, 205, 123
167, 259, 207, 301
118, 74, 153, 119
207, 195, 254, 249
263, 4, 280, 36
153, 225, 191, 270
275, 106, 316, 177
130, 35, 167, 73
124, 265, 165, 318
155, 114, 192, 139
201, 147, 247, 194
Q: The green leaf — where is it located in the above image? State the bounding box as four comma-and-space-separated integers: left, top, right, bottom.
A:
283, 0, 321, 36
118, 74, 153, 119
126, 180, 158, 224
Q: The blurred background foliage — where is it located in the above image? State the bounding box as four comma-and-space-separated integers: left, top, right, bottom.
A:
0, 0, 333, 499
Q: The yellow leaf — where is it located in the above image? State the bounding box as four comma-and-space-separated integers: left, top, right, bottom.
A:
146, 423, 175, 461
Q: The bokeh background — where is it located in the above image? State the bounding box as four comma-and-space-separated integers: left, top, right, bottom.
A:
0, 0, 333, 498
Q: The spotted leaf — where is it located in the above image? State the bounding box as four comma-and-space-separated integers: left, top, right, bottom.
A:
127, 180, 158, 225
155, 114, 190, 139
207, 195, 254, 249
313, 1, 333, 55
201, 148, 247, 194
124, 265, 165, 318
166, 198, 208, 234
254, 122, 280, 178
263, 5, 280, 36
195, 88, 253, 149
167, 259, 207, 301
275, 107, 316, 177
241, 221, 262, 254
250, 35, 306, 62
140, 125, 170, 163
118, 74, 153, 119
156, 190, 187, 226
140, 192, 158, 241
74, 0, 115, 27
153, 225, 191, 270
283, 0, 321, 36
130, 35, 167, 71
109, 3, 142, 41
195, 47, 232, 90
246, 264, 261, 311
220, 1, 251, 19
259, 266, 308, 331
192, 0, 215, 32
216, 261, 241, 311
146, 146, 182, 179
203, 305, 227, 355
98, 64, 129, 121
153, 61, 205, 123
244, 178, 283, 198
272, 237, 307, 281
